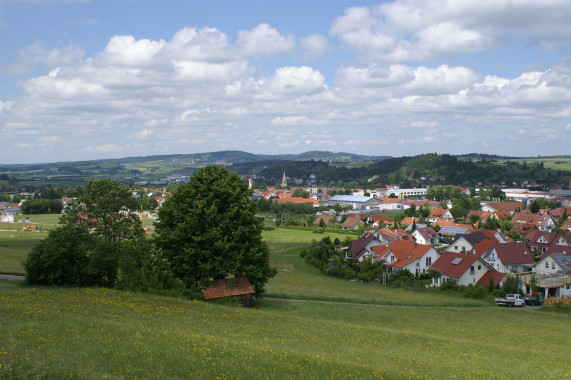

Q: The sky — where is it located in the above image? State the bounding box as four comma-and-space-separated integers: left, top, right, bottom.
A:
0, 0, 570, 164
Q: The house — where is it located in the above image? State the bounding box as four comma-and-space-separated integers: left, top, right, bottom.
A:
327, 195, 382, 210
447, 231, 498, 256
0, 211, 14, 222
400, 200, 441, 210
348, 233, 387, 261
412, 227, 438, 245
201, 277, 256, 308
428, 208, 453, 223
364, 213, 392, 227
340, 216, 364, 230
482, 243, 535, 273
375, 197, 404, 211
532, 253, 571, 298
429, 251, 493, 286
481, 201, 524, 215
365, 227, 401, 244
512, 211, 555, 232
1, 206, 21, 219
276, 197, 320, 207
375, 241, 441, 276
400, 217, 420, 227
549, 207, 571, 223
525, 231, 570, 255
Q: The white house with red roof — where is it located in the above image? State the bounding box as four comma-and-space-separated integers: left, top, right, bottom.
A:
428, 208, 453, 223
447, 231, 498, 256
526, 231, 570, 255
482, 243, 535, 273
375, 241, 441, 276
429, 251, 493, 286
411, 227, 438, 245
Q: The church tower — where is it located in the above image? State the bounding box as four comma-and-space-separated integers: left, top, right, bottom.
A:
281, 171, 287, 188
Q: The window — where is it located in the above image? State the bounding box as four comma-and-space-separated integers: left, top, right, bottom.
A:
454, 246, 458, 250
426, 257, 432, 266
451, 257, 463, 265
546, 261, 549, 269
552, 263, 556, 270
478, 265, 481, 270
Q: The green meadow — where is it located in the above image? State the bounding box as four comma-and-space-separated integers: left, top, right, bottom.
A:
0, 227, 570, 378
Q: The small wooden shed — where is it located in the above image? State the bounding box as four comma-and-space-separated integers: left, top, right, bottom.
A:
202, 277, 256, 308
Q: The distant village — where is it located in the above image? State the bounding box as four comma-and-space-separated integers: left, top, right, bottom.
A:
1, 169, 570, 299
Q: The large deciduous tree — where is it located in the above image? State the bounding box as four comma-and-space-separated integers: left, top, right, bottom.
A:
154, 165, 276, 296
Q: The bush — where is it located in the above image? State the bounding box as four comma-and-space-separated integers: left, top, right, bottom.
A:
440, 280, 459, 291
461, 284, 487, 299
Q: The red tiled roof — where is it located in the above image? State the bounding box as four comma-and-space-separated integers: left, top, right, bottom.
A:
476, 271, 507, 287
484, 201, 524, 213
429, 208, 450, 219
369, 214, 392, 224
202, 278, 255, 300
429, 251, 481, 278
494, 243, 534, 265
276, 197, 319, 205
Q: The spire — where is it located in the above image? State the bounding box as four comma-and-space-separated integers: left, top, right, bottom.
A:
281, 171, 287, 188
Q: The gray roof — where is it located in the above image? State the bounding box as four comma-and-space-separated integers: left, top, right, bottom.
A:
329, 195, 376, 202
439, 226, 469, 235
551, 253, 571, 274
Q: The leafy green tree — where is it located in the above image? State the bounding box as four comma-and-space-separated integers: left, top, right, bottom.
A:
62, 179, 143, 244
529, 200, 540, 213
292, 188, 309, 198
154, 165, 277, 296
25, 179, 145, 288
501, 275, 522, 295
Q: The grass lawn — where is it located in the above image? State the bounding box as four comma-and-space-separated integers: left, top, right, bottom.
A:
0, 231, 46, 274
0, 286, 569, 379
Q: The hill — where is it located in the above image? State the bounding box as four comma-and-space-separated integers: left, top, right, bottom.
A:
259, 153, 570, 186
0, 150, 390, 186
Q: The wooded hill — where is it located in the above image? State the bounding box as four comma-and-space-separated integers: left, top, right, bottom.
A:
259, 154, 570, 186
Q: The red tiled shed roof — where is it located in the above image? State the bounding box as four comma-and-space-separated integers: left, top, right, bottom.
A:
202, 278, 255, 300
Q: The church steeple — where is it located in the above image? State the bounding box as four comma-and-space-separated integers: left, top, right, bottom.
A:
281, 171, 287, 188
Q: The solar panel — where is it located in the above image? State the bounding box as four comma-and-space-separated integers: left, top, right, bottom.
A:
451, 257, 463, 265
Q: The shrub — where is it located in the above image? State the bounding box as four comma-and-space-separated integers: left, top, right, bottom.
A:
440, 280, 459, 291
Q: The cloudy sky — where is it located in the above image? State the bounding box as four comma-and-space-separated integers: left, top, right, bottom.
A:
1, 0, 570, 164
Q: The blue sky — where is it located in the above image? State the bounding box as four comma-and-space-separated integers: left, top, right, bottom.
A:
1, 0, 570, 164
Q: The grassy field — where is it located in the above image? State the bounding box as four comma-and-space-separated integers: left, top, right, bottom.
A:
0, 231, 46, 274
1, 227, 570, 378
0, 285, 569, 379
492, 156, 571, 172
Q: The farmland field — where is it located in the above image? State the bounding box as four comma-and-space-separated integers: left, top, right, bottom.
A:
1, 227, 570, 378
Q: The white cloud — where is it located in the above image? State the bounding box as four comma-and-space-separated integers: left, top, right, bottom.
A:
300, 34, 332, 60
331, 1, 571, 63
268, 66, 325, 94
103, 35, 165, 66
237, 23, 295, 57
8, 42, 85, 74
